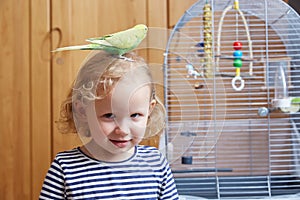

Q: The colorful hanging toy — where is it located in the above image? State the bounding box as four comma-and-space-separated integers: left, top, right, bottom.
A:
203, 0, 213, 78
216, 0, 253, 91
232, 41, 245, 91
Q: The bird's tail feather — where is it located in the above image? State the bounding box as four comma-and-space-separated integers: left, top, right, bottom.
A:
52, 44, 102, 52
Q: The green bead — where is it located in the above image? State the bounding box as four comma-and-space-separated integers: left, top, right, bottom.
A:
233, 59, 242, 68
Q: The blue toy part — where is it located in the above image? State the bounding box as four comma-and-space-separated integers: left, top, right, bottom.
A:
233, 50, 243, 59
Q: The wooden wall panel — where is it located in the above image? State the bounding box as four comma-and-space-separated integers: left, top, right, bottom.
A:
51, 0, 97, 160
0, 0, 31, 199
138, 0, 168, 148
168, 0, 198, 28
30, 0, 52, 199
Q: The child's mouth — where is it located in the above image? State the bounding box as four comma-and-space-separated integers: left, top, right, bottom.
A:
109, 139, 130, 148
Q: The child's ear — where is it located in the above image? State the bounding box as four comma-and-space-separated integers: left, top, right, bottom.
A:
149, 99, 157, 114
73, 100, 87, 121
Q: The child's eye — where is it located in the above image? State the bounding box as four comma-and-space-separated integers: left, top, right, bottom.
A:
131, 113, 143, 119
101, 113, 115, 119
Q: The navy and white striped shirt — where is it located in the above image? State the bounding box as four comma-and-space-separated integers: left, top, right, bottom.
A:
39, 145, 179, 199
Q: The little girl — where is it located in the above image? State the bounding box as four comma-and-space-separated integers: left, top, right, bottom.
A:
39, 51, 179, 199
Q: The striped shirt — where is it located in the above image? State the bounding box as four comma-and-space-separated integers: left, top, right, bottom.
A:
39, 145, 179, 200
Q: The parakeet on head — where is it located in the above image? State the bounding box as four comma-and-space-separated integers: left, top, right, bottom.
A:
53, 24, 148, 59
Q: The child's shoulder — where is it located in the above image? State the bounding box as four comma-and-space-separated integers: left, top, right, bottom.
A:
136, 145, 167, 165
54, 147, 82, 160
56, 147, 80, 155
137, 145, 159, 151
137, 145, 163, 156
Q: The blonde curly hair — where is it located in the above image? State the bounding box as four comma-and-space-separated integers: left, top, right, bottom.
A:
56, 51, 166, 139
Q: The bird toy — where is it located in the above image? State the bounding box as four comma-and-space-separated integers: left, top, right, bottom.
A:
52, 24, 148, 61
203, 0, 213, 78
186, 64, 204, 89
232, 41, 245, 91
186, 64, 202, 79
216, 0, 253, 91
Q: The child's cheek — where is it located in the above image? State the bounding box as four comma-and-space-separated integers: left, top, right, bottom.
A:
98, 121, 116, 136
132, 122, 148, 137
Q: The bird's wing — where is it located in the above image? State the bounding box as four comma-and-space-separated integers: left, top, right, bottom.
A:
86, 34, 114, 46
86, 28, 139, 49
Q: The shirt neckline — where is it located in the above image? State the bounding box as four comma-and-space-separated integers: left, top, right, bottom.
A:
76, 145, 138, 164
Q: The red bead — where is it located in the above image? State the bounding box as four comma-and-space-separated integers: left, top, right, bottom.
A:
233, 41, 242, 50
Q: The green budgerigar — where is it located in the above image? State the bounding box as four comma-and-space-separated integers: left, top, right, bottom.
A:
53, 24, 148, 59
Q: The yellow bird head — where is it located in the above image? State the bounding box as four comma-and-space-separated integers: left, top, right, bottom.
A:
134, 24, 148, 39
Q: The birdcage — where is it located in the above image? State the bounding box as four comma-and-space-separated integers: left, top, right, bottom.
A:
163, 0, 300, 199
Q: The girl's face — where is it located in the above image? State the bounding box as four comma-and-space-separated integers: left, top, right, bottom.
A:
85, 78, 155, 161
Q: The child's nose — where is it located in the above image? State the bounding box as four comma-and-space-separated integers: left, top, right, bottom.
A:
115, 119, 130, 135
